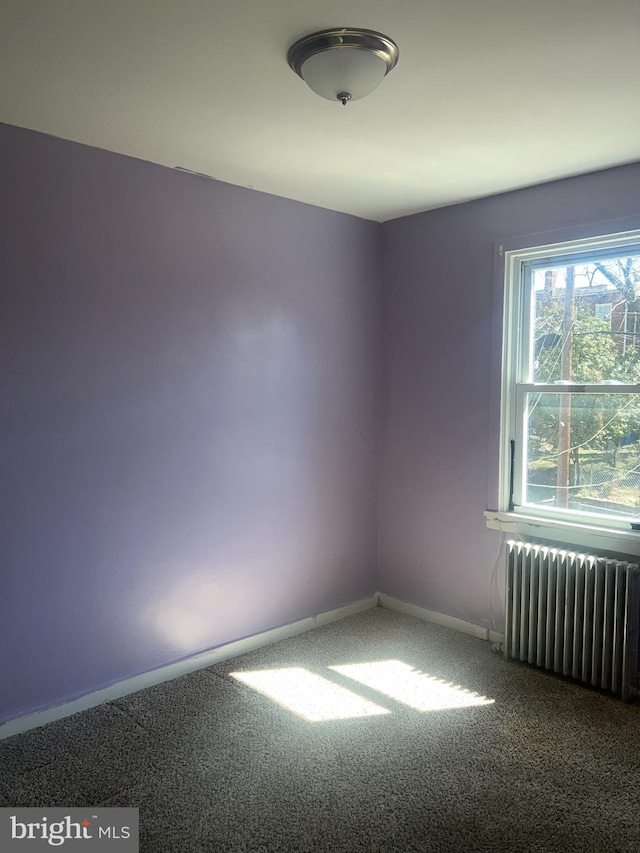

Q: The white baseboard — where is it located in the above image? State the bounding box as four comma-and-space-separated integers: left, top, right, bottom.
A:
378, 593, 505, 645
315, 595, 378, 627
0, 595, 378, 741
488, 630, 505, 646
0, 594, 503, 741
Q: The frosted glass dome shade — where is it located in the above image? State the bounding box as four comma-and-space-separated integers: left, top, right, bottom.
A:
300, 48, 388, 102
287, 28, 399, 105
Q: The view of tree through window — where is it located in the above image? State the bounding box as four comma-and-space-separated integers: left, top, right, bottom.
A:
524, 256, 640, 519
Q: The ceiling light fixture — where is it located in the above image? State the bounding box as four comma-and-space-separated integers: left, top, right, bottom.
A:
287, 28, 399, 106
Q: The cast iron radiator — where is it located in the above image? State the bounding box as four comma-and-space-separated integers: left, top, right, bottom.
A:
504, 540, 640, 701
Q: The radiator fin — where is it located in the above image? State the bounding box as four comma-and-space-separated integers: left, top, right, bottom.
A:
505, 541, 640, 702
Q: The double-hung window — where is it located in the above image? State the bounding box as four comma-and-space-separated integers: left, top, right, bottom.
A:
501, 230, 640, 534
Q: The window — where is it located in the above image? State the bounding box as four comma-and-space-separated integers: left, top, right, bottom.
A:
501, 231, 640, 532
595, 302, 612, 321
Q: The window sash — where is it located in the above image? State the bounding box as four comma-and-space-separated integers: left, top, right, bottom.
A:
512, 387, 640, 527
517, 383, 640, 394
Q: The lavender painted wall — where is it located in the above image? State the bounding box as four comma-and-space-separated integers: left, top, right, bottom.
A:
379, 163, 640, 629
0, 123, 380, 724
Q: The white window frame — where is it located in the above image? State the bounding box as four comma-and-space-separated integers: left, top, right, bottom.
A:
493, 228, 640, 551
595, 302, 612, 321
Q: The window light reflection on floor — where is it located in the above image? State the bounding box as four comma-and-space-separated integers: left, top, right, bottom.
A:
330, 660, 495, 712
230, 667, 391, 722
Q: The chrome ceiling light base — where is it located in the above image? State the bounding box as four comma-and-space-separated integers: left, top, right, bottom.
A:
287, 28, 399, 105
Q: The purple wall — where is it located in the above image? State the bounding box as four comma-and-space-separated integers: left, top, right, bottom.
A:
0, 123, 381, 724
3, 119, 638, 727
379, 163, 640, 629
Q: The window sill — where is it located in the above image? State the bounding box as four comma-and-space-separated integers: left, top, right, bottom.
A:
484, 510, 640, 560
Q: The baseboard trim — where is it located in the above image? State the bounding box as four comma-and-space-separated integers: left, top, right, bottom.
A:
315, 596, 379, 627
378, 593, 504, 645
0, 595, 378, 741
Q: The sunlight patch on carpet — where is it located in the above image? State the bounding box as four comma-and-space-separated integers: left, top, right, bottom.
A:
329, 660, 495, 711
230, 667, 391, 722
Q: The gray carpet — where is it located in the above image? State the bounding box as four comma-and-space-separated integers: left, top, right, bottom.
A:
1, 607, 639, 852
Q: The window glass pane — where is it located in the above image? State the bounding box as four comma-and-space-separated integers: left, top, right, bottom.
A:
525, 392, 640, 519
531, 256, 640, 384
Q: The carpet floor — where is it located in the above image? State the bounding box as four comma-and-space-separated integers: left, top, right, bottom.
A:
1, 607, 639, 852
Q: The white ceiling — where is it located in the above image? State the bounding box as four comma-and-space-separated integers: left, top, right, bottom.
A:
1, 0, 639, 221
